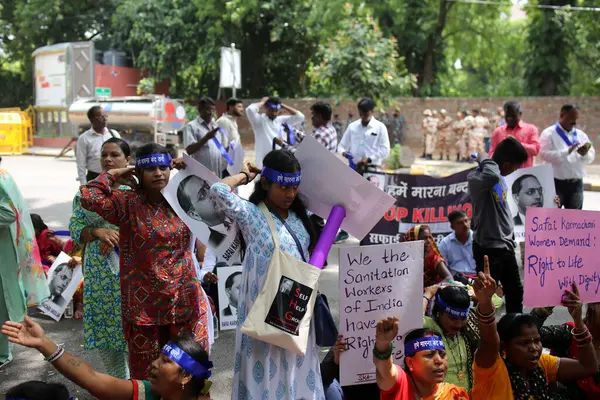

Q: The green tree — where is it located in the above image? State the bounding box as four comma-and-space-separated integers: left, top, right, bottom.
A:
562, 2, 600, 95
197, 0, 319, 97
0, 0, 115, 107
524, 0, 575, 95
441, 5, 526, 96
307, 3, 415, 105
370, 0, 453, 96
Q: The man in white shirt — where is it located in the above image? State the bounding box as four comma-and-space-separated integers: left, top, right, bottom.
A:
337, 98, 390, 243
184, 96, 230, 178
216, 97, 243, 143
540, 104, 595, 209
245, 96, 305, 168
338, 97, 391, 171
75, 106, 120, 184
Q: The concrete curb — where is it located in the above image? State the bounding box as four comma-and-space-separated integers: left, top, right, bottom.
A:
23, 149, 74, 158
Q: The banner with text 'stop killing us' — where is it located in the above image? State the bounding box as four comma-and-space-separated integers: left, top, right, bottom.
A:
361, 168, 474, 245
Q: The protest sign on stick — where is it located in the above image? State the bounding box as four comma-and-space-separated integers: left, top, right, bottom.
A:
339, 241, 423, 386
524, 208, 600, 307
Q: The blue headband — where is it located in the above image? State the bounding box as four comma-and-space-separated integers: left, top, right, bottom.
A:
136, 153, 172, 169
404, 336, 445, 357
261, 166, 301, 186
266, 101, 281, 110
435, 293, 471, 319
162, 342, 213, 379
345, 152, 356, 170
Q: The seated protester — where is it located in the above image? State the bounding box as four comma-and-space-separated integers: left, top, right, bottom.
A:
468, 138, 528, 314
471, 256, 599, 400
1, 316, 213, 400
422, 285, 477, 392
403, 225, 452, 287
6, 380, 71, 400
438, 210, 476, 278
375, 317, 469, 400
31, 213, 64, 268
320, 335, 379, 399
530, 303, 600, 400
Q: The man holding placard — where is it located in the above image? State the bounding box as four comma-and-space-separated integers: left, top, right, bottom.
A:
540, 104, 595, 210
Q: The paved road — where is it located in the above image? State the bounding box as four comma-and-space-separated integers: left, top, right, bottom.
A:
0, 155, 595, 399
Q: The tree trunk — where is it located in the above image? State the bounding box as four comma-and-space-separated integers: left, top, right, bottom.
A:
419, 0, 452, 95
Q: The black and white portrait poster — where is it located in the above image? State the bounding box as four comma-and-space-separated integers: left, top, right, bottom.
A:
38, 252, 83, 321
505, 164, 556, 242
217, 265, 243, 331
162, 154, 241, 264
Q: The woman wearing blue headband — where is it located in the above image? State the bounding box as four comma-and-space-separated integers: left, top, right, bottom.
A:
472, 257, 598, 400
79, 143, 210, 380
374, 317, 469, 399
1, 316, 212, 400
209, 149, 323, 399
422, 285, 476, 392
69, 137, 131, 379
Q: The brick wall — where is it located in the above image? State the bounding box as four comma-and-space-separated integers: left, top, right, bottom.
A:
234, 96, 600, 163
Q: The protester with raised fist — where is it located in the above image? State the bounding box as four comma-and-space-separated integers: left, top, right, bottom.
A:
374, 316, 469, 399
471, 256, 598, 399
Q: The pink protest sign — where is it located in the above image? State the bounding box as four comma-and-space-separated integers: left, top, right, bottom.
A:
524, 207, 600, 307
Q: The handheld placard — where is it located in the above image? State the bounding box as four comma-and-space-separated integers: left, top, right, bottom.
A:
308, 206, 346, 269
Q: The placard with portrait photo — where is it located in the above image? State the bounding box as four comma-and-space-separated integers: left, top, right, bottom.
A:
505, 164, 557, 242
162, 154, 241, 264
38, 252, 83, 321
217, 265, 243, 331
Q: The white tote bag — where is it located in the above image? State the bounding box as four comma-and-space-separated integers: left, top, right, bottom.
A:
241, 203, 321, 355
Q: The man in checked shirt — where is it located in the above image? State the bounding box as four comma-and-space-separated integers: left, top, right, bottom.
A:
275, 101, 338, 153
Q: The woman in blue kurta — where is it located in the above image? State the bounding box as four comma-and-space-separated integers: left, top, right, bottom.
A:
210, 150, 324, 400
69, 138, 131, 379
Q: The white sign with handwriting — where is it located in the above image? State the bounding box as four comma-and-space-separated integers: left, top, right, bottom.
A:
339, 242, 423, 386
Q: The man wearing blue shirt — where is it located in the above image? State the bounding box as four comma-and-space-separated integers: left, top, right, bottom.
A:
438, 210, 476, 277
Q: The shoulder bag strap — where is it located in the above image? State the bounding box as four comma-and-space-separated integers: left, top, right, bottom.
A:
266, 204, 307, 263
259, 202, 280, 249
259, 202, 307, 263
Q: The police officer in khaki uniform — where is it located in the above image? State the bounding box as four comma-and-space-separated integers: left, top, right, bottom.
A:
452, 111, 467, 162
468, 109, 487, 156
436, 109, 453, 161
422, 109, 437, 160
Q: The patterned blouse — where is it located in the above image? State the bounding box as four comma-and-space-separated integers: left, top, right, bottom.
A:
79, 172, 201, 325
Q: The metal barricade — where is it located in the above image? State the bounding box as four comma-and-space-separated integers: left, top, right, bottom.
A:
0, 108, 34, 155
